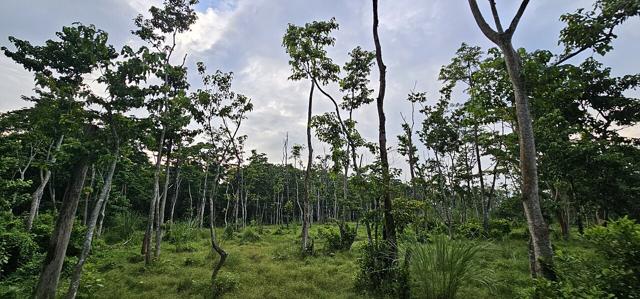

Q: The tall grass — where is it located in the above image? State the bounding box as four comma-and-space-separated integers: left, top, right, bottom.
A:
104, 211, 143, 243
408, 235, 493, 299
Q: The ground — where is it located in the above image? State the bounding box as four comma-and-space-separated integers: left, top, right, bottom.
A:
66, 223, 590, 298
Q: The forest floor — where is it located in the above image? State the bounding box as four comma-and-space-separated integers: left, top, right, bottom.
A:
70, 224, 592, 299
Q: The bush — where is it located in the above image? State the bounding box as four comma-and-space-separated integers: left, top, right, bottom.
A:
456, 221, 483, 239
528, 217, 640, 298
0, 212, 38, 278
318, 223, 356, 253
166, 220, 198, 251
212, 272, 239, 298
355, 241, 409, 297
408, 234, 492, 299
488, 219, 512, 239
222, 226, 235, 240
584, 216, 640, 298
239, 227, 260, 243
103, 211, 143, 244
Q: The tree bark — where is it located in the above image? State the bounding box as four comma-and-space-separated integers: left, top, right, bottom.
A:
467, 0, 554, 280
66, 153, 117, 299
302, 81, 314, 253
27, 134, 64, 231
33, 129, 92, 299
142, 126, 166, 265
373, 0, 397, 252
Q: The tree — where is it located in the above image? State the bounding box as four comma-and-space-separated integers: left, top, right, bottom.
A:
283, 18, 340, 253
467, 0, 554, 279
134, 0, 198, 266
3, 23, 117, 298
372, 0, 397, 254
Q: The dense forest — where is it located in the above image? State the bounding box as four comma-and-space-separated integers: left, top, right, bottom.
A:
0, 0, 639, 298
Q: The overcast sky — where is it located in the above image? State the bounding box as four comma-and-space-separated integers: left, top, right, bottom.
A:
1, 0, 638, 178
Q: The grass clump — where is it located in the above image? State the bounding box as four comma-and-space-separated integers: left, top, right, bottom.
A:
408, 234, 493, 299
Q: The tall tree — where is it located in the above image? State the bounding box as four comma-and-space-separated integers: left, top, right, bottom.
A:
467, 0, 555, 280
283, 18, 340, 253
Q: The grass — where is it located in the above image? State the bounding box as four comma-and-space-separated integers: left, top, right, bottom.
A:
57, 223, 593, 299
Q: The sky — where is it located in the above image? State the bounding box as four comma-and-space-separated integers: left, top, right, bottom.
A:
0, 0, 639, 179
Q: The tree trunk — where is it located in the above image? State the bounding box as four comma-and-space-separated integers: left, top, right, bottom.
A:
501, 42, 555, 279
169, 166, 182, 224
372, 0, 397, 252
66, 153, 117, 299
143, 126, 166, 265
27, 135, 64, 231
302, 81, 314, 253
33, 136, 91, 299
467, 0, 554, 280
155, 142, 172, 257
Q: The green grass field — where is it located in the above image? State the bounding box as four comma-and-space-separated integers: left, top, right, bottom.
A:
65, 224, 591, 299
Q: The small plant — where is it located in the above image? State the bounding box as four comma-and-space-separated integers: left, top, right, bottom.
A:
166, 220, 198, 252
355, 241, 409, 297
239, 227, 261, 243
408, 234, 492, 299
212, 272, 239, 298
222, 225, 235, 240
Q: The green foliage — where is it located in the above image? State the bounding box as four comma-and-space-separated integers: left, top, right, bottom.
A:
318, 223, 356, 253
212, 272, 239, 298
0, 212, 38, 278
584, 217, 640, 297
408, 235, 493, 299
392, 197, 425, 234
239, 227, 261, 243
222, 225, 235, 240
355, 241, 409, 297
166, 220, 198, 252
103, 211, 143, 244
456, 221, 483, 239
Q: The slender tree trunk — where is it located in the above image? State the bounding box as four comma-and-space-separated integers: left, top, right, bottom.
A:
27, 135, 64, 231
372, 0, 397, 251
474, 125, 489, 235
169, 166, 182, 224
66, 153, 117, 299
501, 42, 555, 279
143, 126, 166, 265
155, 142, 172, 257
302, 81, 314, 253
33, 134, 92, 299
96, 191, 110, 237
199, 164, 209, 228
83, 165, 95, 226
467, 0, 554, 279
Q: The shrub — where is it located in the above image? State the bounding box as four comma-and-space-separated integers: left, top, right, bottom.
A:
103, 211, 143, 244
584, 216, 640, 298
212, 272, 239, 298
355, 241, 409, 297
319, 223, 356, 252
529, 217, 640, 298
488, 219, 512, 238
408, 235, 492, 299
456, 221, 483, 239
222, 225, 235, 240
0, 212, 38, 278
166, 220, 198, 251
239, 227, 261, 243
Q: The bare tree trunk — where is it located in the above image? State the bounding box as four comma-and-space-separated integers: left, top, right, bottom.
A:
33, 139, 91, 299
155, 143, 172, 257
66, 154, 117, 299
302, 81, 314, 253
198, 164, 209, 228
169, 166, 182, 224
143, 126, 166, 265
372, 0, 397, 251
27, 135, 64, 231
96, 191, 110, 237
467, 0, 554, 280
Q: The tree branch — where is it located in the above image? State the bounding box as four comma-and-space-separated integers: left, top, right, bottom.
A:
505, 0, 530, 37
489, 0, 504, 33
468, 0, 501, 44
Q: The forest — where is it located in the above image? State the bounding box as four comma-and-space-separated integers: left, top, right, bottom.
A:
0, 0, 639, 298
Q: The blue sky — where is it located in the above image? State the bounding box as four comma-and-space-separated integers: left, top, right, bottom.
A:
1, 0, 638, 177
